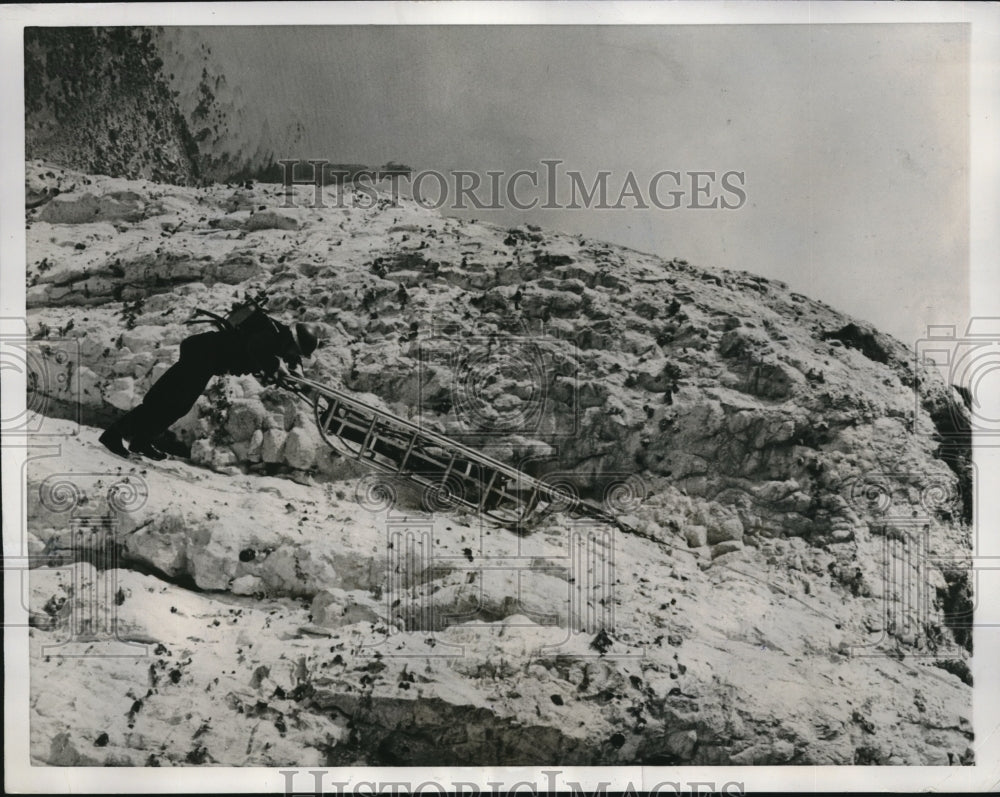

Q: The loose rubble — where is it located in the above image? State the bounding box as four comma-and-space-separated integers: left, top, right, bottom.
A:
24, 162, 973, 765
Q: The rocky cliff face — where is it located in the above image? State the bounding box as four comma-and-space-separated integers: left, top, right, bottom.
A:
25, 28, 201, 185
25, 27, 307, 186
24, 161, 974, 766
150, 27, 306, 184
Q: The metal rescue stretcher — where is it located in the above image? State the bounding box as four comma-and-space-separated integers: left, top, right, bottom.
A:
278, 373, 631, 531
188, 300, 635, 531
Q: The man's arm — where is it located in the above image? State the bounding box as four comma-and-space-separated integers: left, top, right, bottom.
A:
246, 321, 303, 383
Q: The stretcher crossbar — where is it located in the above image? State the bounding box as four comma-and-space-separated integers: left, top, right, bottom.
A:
281, 373, 629, 530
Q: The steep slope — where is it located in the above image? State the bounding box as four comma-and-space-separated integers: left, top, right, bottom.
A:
25, 28, 201, 185
151, 27, 306, 183
23, 161, 974, 765
25, 27, 313, 186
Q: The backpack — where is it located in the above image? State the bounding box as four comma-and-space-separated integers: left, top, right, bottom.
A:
225, 301, 278, 338
187, 292, 276, 337
186, 294, 291, 374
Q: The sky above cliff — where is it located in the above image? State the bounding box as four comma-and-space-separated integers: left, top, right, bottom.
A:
170, 24, 969, 349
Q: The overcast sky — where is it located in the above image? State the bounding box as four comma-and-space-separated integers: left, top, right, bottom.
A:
178, 24, 969, 348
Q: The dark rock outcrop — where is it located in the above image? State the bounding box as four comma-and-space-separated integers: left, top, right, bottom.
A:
25, 28, 200, 185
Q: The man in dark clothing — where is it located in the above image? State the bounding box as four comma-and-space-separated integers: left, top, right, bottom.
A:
99, 314, 320, 460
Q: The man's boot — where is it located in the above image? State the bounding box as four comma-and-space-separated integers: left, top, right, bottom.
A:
99, 429, 131, 459
130, 439, 167, 461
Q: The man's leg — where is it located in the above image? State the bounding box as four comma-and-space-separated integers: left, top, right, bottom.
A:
101, 332, 226, 458
130, 333, 225, 452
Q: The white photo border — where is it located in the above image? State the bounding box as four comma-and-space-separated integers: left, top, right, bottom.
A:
3, 2, 999, 793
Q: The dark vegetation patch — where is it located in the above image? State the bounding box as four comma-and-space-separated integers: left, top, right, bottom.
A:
821, 323, 890, 364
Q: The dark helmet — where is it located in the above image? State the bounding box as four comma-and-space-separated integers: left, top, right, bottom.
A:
294, 322, 321, 358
